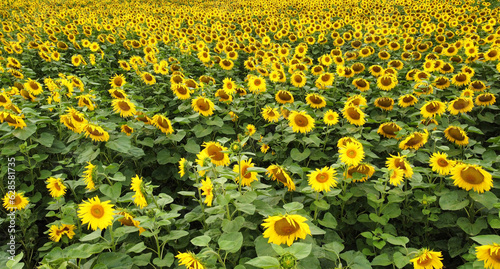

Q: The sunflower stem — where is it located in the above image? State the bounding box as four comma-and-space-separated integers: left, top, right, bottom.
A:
313, 192, 320, 221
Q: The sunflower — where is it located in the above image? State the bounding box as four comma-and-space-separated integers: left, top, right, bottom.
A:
444, 126, 469, 146
77, 95, 96, 110
451, 164, 493, 193
121, 124, 133, 136
248, 76, 267, 93
305, 93, 326, 109
24, 79, 43, 95
83, 123, 110, 142
339, 142, 365, 166
420, 101, 446, 118
261, 144, 270, 153
386, 153, 413, 178
202, 141, 230, 166
82, 161, 96, 190
410, 249, 443, 269
78, 196, 115, 231
398, 94, 418, 108
2, 192, 29, 211
451, 72, 470, 87
399, 130, 429, 150
220, 59, 234, 70
433, 76, 450, 90
369, 65, 384, 77
389, 168, 405, 187
476, 243, 500, 269
262, 214, 311, 246
200, 177, 213, 206
246, 124, 256, 136
316, 73, 335, 89
377, 74, 397, 91
109, 74, 126, 88
448, 97, 474, 115
192, 96, 215, 116
469, 80, 487, 92
222, 77, 237, 95
288, 111, 315, 134
347, 163, 375, 182
266, 164, 295, 191
46, 177, 66, 198
112, 99, 136, 117
374, 97, 394, 111
342, 105, 365, 126
475, 93, 496, 106
176, 252, 205, 269
275, 90, 294, 104
141, 72, 156, 85
0, 112, 27, 129
215, 89, 232, 102
261, 106, 280, 123
346, 95, 367, 108
131, 175, 148, 209
290, 72, 306, 88
172, 84, 192, 100
233, 158, 258, 186
377, 122, 402, 139
352, 78, 370, 92
49, 224, 75, 242
429, 152, 455, 176
323, 110, 339, 126
308, 167, 337, 192
117, 212, 146, 235
152, 114, 174, 135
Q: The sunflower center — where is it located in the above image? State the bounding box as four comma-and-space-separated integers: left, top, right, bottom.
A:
479, 95, 492, 102
448, 128, 465, 141
207, 145, 224, 161
471, 82, 484, 90
177, 86, 188, 95
89, 129, 104, 136
382, 124, 398, 135
377, 98, 392, 107
416, 256, 433, 266
294, 114, 309, 127
316, 173, 329, 183
437, 158, 448, 167
321, 74, 331, 82
54, 183, 61, 191
254, 79, 261, 86
394, 159, 407, 171
218, 91, 229, 99
157, 118, 170, 129
426, 103, 440, 113
309, 95, 323, 104
241, 166, 251, 178
118, 101, 131, 111
144, 74, 152, 81
13, 195, 21, 205
327, 114, 335, 120
356, 80, 367, 87
346, 149, 357, 158
30, 81, 39, 90
294, 75, 303, 83
453, 99, 470, 110
0, 95, 7, 103
196, 99, 210, 111
456, 74, 467, 82
405, 134, 424, 146
4, 115, 17, 124
114, 78, 123, 87
274, 218, 300, 236
381, 77, 392, 86
347, 107, 360, 120
278, 92, 292, 101
91, 205, 105, 218
460, 167, 484, 184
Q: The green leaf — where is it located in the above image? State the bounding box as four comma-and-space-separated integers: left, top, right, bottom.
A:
163, 230, 189, 241
469, 191, 498, 210
106, 137, 132, 154
191, 235, 211, 247
457, 217, 488, 236
99, 183, 122, 200
235, 202, 256, 215
132, 253, 152, 266
127, 242, 146, 253
287, 243, 312, 259
283, 202, 304, 213
80, 229, 102, 242
222, 216, 245, 233
6, 252, 23, 269
290, 148, 311, 162
245, 256, 280, 269
36, 132, 55, 147
96, 253, 133, 269
340, 251, 372, 269
439, 191, 469, 210
12, 123, 37, 140
218, 232, 243, 253
385, 235, 409, 246
192, 124, 213, 138
152, 253, 174, 267
184, 138, 200, 154
371, 253, 392, 266
470, 234, 500, 245
312, 199, 330, 211
206, 116, 224, 127
318, 212, 337, 229
393, 252, 410, 269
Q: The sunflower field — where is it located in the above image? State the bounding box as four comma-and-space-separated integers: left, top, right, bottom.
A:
1, 0, 500, 268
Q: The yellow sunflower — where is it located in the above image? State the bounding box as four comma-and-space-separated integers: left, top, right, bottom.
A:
476, 243, 500, 269
261, 106, 280, 123
409, 249, 443, 269
374, 97, 394, 111
176, 251, 205, 269
152, 114, 174, 135
46, 177, 67, 198
399, 130, 429, 150
192, 96, 215, 117
444, 126, 469, 146
261, 214, 311, 246
202, 141, 230, 166
347, 163, 375, 182
266, 164, 295, 191
112, 99, 136, 117
305, 93, 327, 109
117, 212, 146, 235
83, 123, 110, 142
475, 93, 496, 106
447, 97, 474, 115
200, 177, 213, 206
248, 76, 267, 93
178, 158, 188, 177
222, 77, 237, 95
0, 112, 27, 129
377, 74, 398, 91
323, 110, 339, 126
109, 74, 126, 88
290, 72, 306, 88
121, 125, 134, 136
78, 196, 115, 231
420, 101, 446, 118
352, 78, 370, 92
141, 72, 156, 85
339, 142, 365, 166
451, 164, 493, 193
24, 79, 43, 95
82, 161, 96, 190
172, 84, 192, 100
377, 122, 402, 139
288, 111, 315, 134
275, 90, 294, 104
2, 192, 29, 211
398, 94, 418, 108
342, 105, 366, 126
389, 168, 405, 187
131, 175, 148, 209
386, 153, 413, 178
429, 152, 455, 176
233, 158, 258, 186
308, 167, 337, 192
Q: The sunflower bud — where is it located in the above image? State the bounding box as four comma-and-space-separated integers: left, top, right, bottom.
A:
230, 141, 241, 153
279, 253, 297, 269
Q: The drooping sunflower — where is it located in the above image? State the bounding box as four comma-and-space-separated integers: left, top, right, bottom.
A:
176, 252, 205, 269
398, 94, 418, 108
141, 72, 156, 85
308, 167, 337, 192
49, 224, 75, 242
121, 124, 134, 136
112, 99, 136, 117
261, 106, 280, 123
288, 111, 315, 134
261, 214, 311, 246
342, 105, 366, 126
178, 158, 188, 177
352, 78, 370, 92
233, 158, 258, 186
399, 130, 429, 150
78, 196, 115, 231
131, 175, 148, 209
377, 74, 398, 91
323, 110, 339, 126
337, 137, 361, 148
82, 161, 96, 190
215, 89, 232, 102
429, 152, 455, 176
386, 153, 413, 178
109, 74, 126, 88
389, 168, 405, 187
266, 164, 295, 191
220, 59, 234, 70
377, 122, 402, 139
0, 112, 27, 129
476, 243, 500, 269
409, 249, 443, 269
444, 126, 469, 146
316, 72, 335, 89
192, 96, 215, 117
109, 88, 127, 99
451, 72, 470, 87
451, 164, 493, 193
433, 76, 450, 90
305, 93, 326, 109
202, 141, 230, 166
347, 163, 375, 182
339, 142, 365, 166
346, 95, 367, 108
46, 177, 67, 198
172, 84, 192, 100
475, 93, 496, 106
117, 212, 146, 235
200, 177, 213, 206
2, 192, 29, 211
420, 101, 446, 118
374, 97, 394, 111
275, 90, 294, 104
152, 114, 174, 135
447, 97, 474, 115
83, 123, 110, 142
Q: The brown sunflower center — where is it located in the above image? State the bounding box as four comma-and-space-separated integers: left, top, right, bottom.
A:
118, 101, 131, 111
404, 134, 424, 147
54, 183, 61, 191
294, 75, 303, 83
381, 77, 392, 86
460, 167, 484, 184
403, 96, 415, 103
218, 91, 229, 99
416, 257, 433, 266
309, 95, 323, 104
156, 118, 170, 129
241, 165, 251, 178
437, 158, 448, 167
4, 115, 17, 124
274, 218, 300, 236
294, 114, 309, 127
29, 81, 39, 91
278, 91, 292, 101
196, 99, 210, 111
114, 77, 123, 87
448, 128, 465, 141
316, 173, 329, 183
394, 159, 407, 171
377, 98, 392, 107
426, 103, 440, 113
91, 205, 105, 218
346, 149, 357, 158
478, 95, 493, 102
144, 74, 153, 81
382, 124, 399, 135
346, 107, 360, 120
89, 128, 104, 136
471, 82, 484, 90
453, 99, 469, 110
321, 74, 331, 82
456, 74, 467, 82
356, 80, 367, 87
207, 145, 224, 161
13, 195, 21, 205
177, 86, 188, 95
